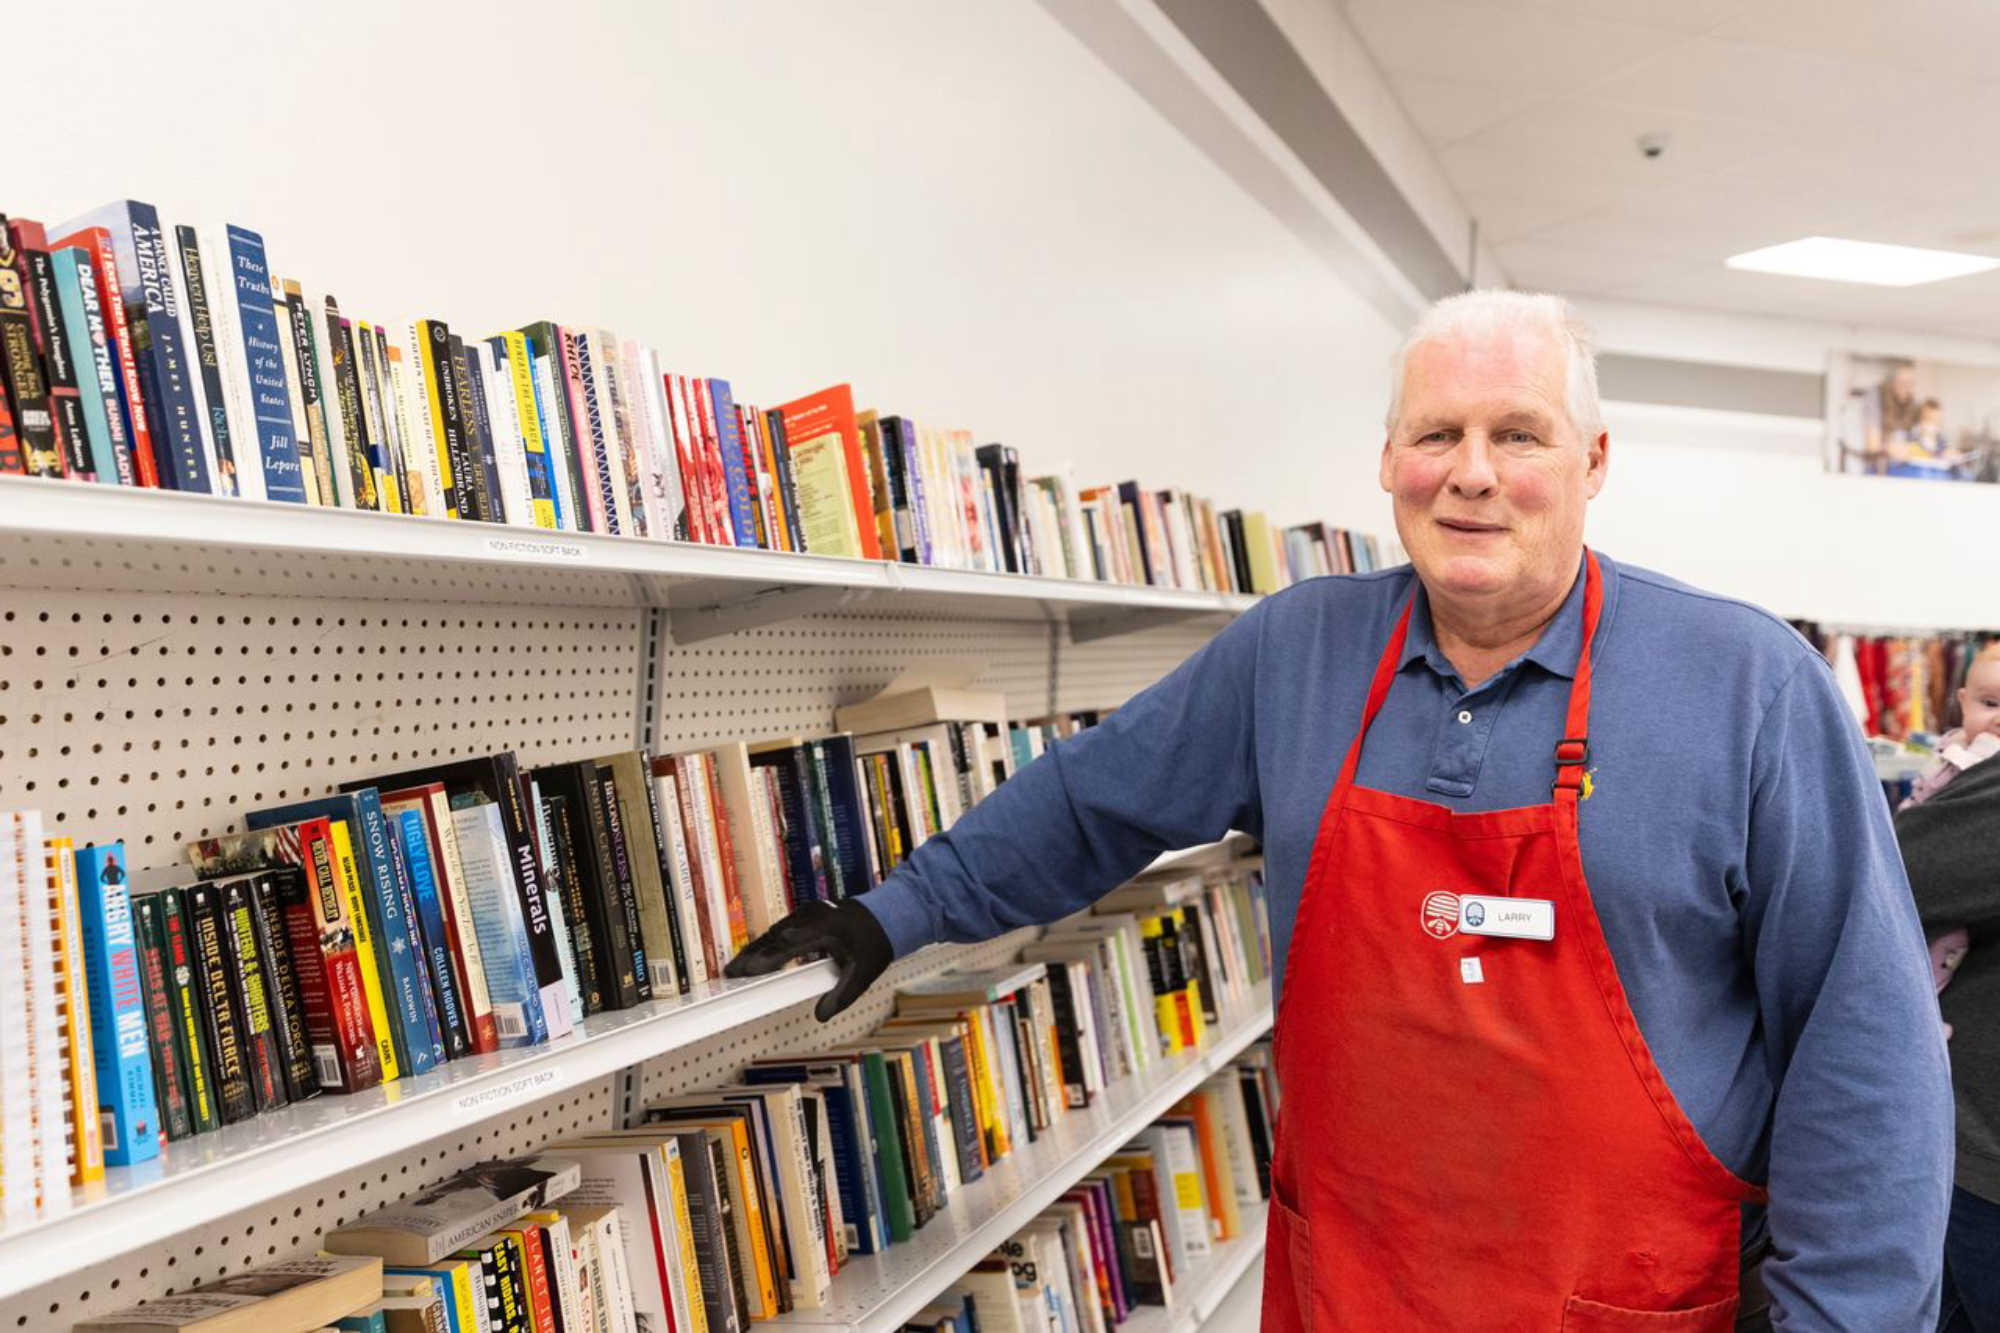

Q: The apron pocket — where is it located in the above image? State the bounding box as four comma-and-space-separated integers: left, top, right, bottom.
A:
1562, 1293, 1740, 1330
1261, 1195, 1317, 1331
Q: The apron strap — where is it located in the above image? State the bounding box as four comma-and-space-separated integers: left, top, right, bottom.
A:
1334, 596, 1417, 796
1552, 550, 1605, 804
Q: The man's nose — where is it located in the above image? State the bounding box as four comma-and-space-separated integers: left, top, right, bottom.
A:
1448, 434, 1499, 497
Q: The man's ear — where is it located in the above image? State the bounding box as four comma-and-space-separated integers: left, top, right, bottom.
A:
1379, 435, 1395, 493
1584, 430, 1609, 498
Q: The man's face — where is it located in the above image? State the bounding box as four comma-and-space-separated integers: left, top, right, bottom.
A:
1380, 325, 1606, 609
1891, 367, 1918, 399
1959, 654, 2000, 741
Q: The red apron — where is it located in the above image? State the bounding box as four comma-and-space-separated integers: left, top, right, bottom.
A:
1261, 553, 1766, 1331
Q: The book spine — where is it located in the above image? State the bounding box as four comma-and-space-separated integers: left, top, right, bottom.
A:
525, 325, 586, 531
541, 794, 611, 1014
803, 744, 846, 900
324, 299, 377, 509
591, 771, 650, 1008
508, 1226, 559, 1333
357, 791, 445, 1071
129, 892, 194, 1139
697, 754, 749, 955
739, 403, 772, 548
490, 755, 568, 1036
212, 227, 303, 500
449, 804, 546, 1047
397, 811, 470, 1060
633, 760, 684, 997
667, 374, 709, 542
48, 248, 131, 484
416, 320, 469, 519
185, 884, 256, 1123
567, 329, 621, 534
247, 873, 320, 1102
318, 822, 401, 1080
501, 331, 557, 527
354, 321, 402, 512
600, 332, 650, 536
218, 879, 288, 1112
458, 337, 506, 523
705, 379, 759, 548
74, 849, 160, 1164
20, 247, 91, 479
0, 228, 62, 476
275, 845, 381, 1092
691, 379, 736, 545
47, 843, 104, 1183
170, 228, 244, 494
126, 203, 211, 488
281, 283, 342, 505
554, 327, 608, 532
666, 760, 720, 979
421, 789, 498, 1054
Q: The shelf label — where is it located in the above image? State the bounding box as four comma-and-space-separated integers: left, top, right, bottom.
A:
452, 1066, 561, 1116
485, 535, 588, 562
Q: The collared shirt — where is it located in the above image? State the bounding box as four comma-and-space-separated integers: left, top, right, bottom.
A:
859, 551, 1951, 1328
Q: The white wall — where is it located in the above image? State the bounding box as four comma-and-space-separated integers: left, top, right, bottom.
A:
1579, 298, 2000, 629
7, 0, 1400, 535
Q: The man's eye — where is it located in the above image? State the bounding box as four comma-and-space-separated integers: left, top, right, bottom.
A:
1501, 430, 1539, 445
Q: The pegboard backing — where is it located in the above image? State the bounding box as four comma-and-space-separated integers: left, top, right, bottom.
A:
0, 572, 1224, 1329
0, 589, 645, 874
3, 1077, 619, 1329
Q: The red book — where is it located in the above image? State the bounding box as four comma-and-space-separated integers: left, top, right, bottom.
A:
50, 225, 158, 487
700, 751, 748, 956
690, 378, 736, 547
776, 384, 882, 560
504, 1225, 558, 1333
663, 372, 708, 544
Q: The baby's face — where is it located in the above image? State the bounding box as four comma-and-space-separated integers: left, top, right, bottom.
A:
1960, 656, 2000, 740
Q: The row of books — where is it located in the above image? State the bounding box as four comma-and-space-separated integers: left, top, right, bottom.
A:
61, 842, 1270, 1328
903, 1047, 1276, 1332
0, 199, 1392, 595
4, 684, 1095, 1198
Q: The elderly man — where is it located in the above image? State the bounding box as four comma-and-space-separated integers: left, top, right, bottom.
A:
728, 291, 1952, 1329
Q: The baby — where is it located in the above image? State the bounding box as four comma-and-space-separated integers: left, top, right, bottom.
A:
1903, 642, 2000, 1030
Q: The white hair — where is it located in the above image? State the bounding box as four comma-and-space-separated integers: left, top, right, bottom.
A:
1384, 289, 1603, 442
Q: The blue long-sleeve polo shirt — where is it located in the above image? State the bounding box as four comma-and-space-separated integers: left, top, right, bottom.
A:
858, 550, 1952, 1329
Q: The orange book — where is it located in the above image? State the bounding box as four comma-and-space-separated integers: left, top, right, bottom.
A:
699, 752, 750, 954
776, 384, 882, 560
1174, 1091, 1241, 1240
47, 839, 104, 1185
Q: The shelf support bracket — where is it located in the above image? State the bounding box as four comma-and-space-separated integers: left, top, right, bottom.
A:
1064, 606, 1210, 644
666, 582, 875, 644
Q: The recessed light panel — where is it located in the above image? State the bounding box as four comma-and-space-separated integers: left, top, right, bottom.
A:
1725, 236, 1999, 287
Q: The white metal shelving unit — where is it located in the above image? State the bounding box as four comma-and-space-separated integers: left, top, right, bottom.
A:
769, 994, 1273, 1333
0, 479, 1265, 1328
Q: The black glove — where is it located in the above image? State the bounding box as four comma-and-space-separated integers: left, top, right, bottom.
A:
723, 897, 894, 1022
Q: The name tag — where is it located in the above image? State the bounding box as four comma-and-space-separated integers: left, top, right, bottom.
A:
1458, 895, 1554, 941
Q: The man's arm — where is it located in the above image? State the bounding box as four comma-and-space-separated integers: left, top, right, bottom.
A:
1742, 655, 1952, 1328
1895, 756, 2000, 933
855, 599, 1267, 957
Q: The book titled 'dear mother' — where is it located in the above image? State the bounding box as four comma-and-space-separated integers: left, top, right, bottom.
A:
322, 1154, 581, 1264
74, 1254, 381, 1331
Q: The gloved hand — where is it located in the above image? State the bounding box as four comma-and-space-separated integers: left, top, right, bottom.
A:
723, 897, 894, 1021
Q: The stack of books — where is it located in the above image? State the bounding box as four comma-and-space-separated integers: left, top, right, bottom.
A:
0, 200, 1392, 594
75, 1253, 384, 1331
913, 1044, 1277, 1333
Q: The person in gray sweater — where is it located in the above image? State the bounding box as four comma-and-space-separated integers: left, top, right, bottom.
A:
1898, 705, 2000, 1332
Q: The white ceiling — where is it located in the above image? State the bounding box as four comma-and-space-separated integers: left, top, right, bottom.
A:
1341, 0, 2000, 340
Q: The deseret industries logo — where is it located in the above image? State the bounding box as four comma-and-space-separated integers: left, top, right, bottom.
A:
1420, 890, 1460, 940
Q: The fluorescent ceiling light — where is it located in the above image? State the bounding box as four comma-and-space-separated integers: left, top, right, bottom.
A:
1725, 236, 1999, 287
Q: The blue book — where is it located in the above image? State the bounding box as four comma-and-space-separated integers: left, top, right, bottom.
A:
47, 247, 127, 484
817, 734, 875, 892
333, 1311, 386, 1333
523, 337, 567, 531
55, 201, 211, 492
246, 793, 443, 1074
707, 379, 761, 548
395, 809, 469, 1061
449, 800, 547, 1047
73, 843, 160, 1166
219, 225, 308, 502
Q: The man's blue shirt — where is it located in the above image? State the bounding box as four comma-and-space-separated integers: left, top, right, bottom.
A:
858, 551, 1951, 1327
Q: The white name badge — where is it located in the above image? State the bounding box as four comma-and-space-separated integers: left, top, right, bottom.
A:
1458, 895, 1555, 941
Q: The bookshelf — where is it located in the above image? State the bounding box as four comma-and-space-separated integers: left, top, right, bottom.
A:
766, 991, 1273, 1333
0, 459, 1266, 1327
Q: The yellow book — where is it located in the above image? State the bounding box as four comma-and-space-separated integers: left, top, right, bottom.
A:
1176, 907, 1208, 1048
330, 820, 400, 1082
355, 321, 404, 516
415, 319, 459, 520
790, 431, 865, 557
708, 1118, 780, 1316
664, 1138, 709, 1333
47, 839, 103, 1185
503, 330, 557, 529
1242, 511, 1279, 594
